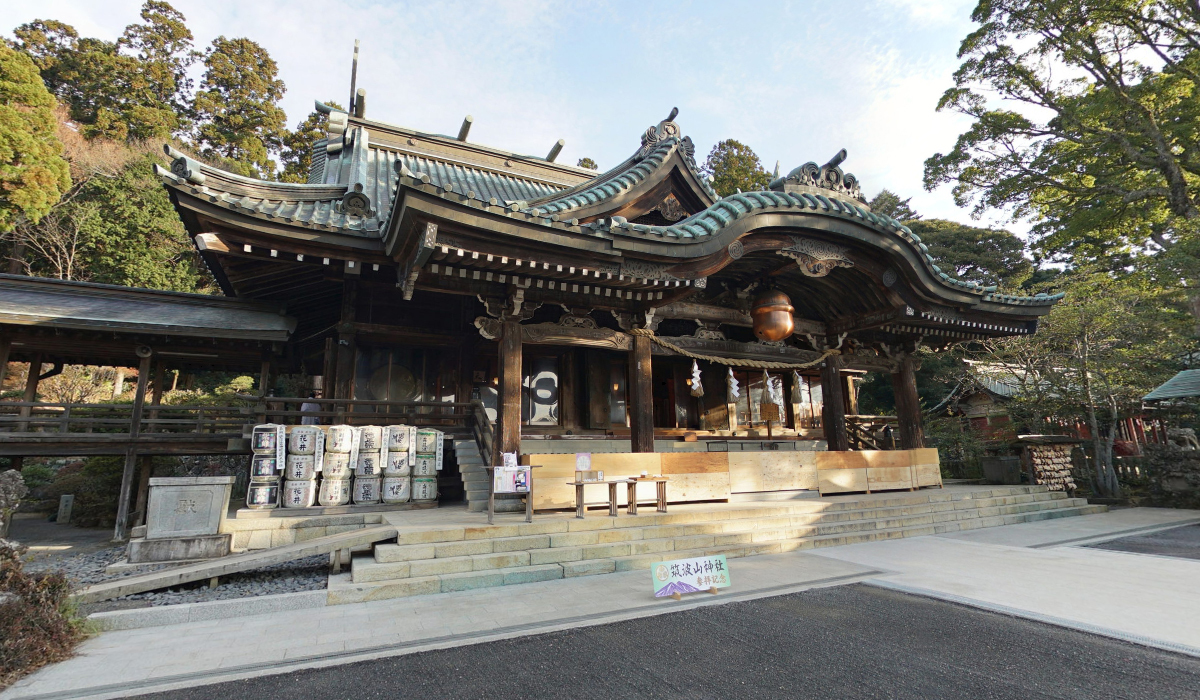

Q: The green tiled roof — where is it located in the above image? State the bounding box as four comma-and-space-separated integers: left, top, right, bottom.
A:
1144, 370, 1200, 401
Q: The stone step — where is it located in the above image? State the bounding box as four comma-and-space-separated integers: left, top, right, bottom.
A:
332, 504, 1105, 605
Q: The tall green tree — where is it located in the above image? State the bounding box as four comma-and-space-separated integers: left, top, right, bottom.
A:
192, 36, 287, 178
702, 140, 770, 197
906, 219, 1033, 289
924, 0, 1200, 314
0, 44, 70, 232
576, 157, 598, 170
868, 189, 921, 222
11, 2, 197, 141
278, 100, 341, 184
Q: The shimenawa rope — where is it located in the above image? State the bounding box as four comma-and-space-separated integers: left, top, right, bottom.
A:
627, 327, 839, 370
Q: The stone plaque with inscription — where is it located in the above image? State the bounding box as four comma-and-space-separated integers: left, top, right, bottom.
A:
145, 476, 235, 539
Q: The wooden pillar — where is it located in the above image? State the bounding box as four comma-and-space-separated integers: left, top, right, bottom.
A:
628, 334, 654, 453
321, 336, 336, 396
259, 355, 275, 396
497, 319, 522, 459
114, 352, 152, 542
334, 280, 358, 401
891, 354, 925, 449
134, 454, 154, 527
820, 351, 849, 451
0, 334, 11, 388
17, 352, 43, 432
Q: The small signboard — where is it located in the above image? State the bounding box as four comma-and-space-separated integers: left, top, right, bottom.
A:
759, 402, 781, 422
493, 466, 531, 494
502, 451, 518, 468
653, 554, 731, 598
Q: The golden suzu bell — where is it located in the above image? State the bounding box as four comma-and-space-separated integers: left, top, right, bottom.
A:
751, 290, 795, 341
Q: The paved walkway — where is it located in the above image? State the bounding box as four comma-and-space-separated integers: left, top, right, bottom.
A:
4, 506, 1199, 700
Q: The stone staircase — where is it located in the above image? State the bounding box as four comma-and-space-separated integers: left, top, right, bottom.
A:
454, 437, 490, 511
327, 486, 1105, 605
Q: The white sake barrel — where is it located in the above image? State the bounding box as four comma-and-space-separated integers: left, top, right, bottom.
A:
355, 451, 382, 477
353, 477, 381, 504
383, 451, 410, 476
359, 426, 384, 452
287, 426, 320, 455
246, 480, 279, 509
322, 452, 351, 479
282, 480, 317, 508
412, 454, 438, 477
412, 477, 437, 501
386, 425, 412, 451
415, 429, 439, 454
318, 478, 351, 507
285, 454, 317, 481
250, 454, 279, 480
325, 425, 355, 453
251, 425, 281, 454
381, 476, 411, 503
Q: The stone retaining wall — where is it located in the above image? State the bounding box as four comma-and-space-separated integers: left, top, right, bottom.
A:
1140, 444, 1200, 509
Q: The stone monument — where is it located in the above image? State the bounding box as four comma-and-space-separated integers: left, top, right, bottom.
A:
127, 476, 236, 563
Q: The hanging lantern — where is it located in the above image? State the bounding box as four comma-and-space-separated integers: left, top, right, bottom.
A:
751, 290, 795, 341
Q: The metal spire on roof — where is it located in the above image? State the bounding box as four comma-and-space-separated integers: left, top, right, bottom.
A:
348, 39, 360, 114
773, 161, 780, 179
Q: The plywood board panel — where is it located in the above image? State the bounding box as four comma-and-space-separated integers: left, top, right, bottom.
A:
527, 454, 588, 510
914, 465, 943, 487
867, 467, 913, 489
661, 472, 731, 502
818, 468, 868, 494
661, 452, 728, 474
862, 451, 912, 469
816, 451, 868, 470
762, 452, 819, 492
590, 453, 662, 476
728, 453, 765, 493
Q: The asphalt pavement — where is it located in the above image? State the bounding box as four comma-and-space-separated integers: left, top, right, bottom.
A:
134, 583, 1200, 700
1086, 523, 1200, 561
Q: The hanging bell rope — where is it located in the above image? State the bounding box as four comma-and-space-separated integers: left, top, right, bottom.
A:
627, 327, 840, 370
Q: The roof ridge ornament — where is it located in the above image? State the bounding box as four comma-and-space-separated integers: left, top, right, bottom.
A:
769, 148, 866, 204
637, 107, 682, 159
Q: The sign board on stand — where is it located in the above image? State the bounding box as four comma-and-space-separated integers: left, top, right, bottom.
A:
653, 554, 731, 599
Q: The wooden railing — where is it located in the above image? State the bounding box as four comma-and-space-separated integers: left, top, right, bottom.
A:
470, 400, 495, 466
0, 401, 250, 436
236, 395, 476, 428
846, 415, 899, 451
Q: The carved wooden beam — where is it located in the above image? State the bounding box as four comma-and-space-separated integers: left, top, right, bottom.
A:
826, 306, 912, 336
656, 301, 826, 336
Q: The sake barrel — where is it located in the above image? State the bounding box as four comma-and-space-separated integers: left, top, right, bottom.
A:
381, 476, 411, 503
250, 454, 279, 480
318, 478, 351, 507
353, 477, 381, 504
412, 454, 438, 477
325, 425, 355, 453
285, 454, 317, 481
386, 425, 412, 451
251, 424, 282, 454
322, 451, 352, 479
358, 426, 384, 452
282, 480, 317, 508
412, 476, 438, 502
355, 451, 382, 477
383, 451, 410, 476
246, 480, 279, 509
415, 429, 440, 454
287, 426, 320, 455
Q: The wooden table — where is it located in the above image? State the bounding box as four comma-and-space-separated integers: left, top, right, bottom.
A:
566, 480, 633, 518
625, 476, 669, 515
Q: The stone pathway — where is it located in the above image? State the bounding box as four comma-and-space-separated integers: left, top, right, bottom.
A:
4, 507, 1199, 700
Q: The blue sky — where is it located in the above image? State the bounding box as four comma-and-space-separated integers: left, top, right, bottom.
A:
2, 0, 1008, 227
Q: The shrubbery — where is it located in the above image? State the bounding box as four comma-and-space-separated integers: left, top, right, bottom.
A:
0, 541, 86, 688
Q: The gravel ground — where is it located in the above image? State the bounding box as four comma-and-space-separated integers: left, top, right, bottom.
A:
136, 583, 1200, 700
23, 545, 328, 611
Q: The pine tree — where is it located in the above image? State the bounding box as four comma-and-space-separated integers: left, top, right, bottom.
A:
576, 157, 598, 170
868, 189, 921, 222
0, 44, 70, 232
702, 140, 770, 197
192, 36, 286, 178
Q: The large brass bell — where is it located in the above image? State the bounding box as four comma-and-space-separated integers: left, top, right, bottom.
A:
751, 290, 795, 341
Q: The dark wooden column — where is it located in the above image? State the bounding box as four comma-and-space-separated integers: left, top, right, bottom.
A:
891, 354, 925, 449
820, 351, 849, 451
114, 351, 152, 541
334, 279, 358, 401
0, 333, 11, 387
497, 319, 522, 460
628, 334, 654, 453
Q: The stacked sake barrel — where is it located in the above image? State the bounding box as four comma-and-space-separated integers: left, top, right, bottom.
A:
353, 426, 384, 504
382, 425, 414, 504
412, 428, 441, 502
283, 425, 323, 508
247, 424, 285, 509
321, 425, 354, 506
